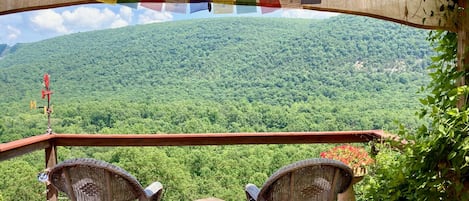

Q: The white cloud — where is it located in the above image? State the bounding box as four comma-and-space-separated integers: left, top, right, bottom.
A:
138, 10, 173, 24
1, 5, 138, 44
29, 6, 133, 35
281, 9, 339, 19
30, 10, 69, 33
62, 7, 123, 30
110, 19, 129, 28
120, 6, 133, 22
6, 25, 21, 40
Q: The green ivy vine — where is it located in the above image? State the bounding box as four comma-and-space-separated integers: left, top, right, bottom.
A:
361, 30, 468, 200
385, 30, 467, 200
401, 30, 468, 200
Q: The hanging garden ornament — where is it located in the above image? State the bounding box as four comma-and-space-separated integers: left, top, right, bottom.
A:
44, 73, 49, 89
41, 73, 53, 134
41, 74, 52, 101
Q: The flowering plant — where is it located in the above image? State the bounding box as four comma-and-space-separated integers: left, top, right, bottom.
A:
320, 145, 374, 175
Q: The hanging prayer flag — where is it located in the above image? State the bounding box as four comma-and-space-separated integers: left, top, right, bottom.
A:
141, 0, 165, 12
279, 0, 300, 8
236, 5, 256, 14
259, 0, 280, 13
213, 0, 234, 14
165, 3, 187, 13
259, 0, 280, 8
141, 3, 164, 11
260, 7, 279, 13
190, 2, 210, 13
236, 0, 256, 6
235, 0, 256, 14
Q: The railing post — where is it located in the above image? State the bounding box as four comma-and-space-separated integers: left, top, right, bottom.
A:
45, 143, 57, 201
457, 0, 468, 108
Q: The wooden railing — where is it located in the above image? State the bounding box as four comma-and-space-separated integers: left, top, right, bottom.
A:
0, 130, 388, 200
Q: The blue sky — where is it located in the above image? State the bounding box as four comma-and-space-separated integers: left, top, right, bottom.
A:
0, 3, 339, 45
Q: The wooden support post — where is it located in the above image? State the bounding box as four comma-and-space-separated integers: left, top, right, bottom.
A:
45, 143, 58, 201
457, 0, 469, 108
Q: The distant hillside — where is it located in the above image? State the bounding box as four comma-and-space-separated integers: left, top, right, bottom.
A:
0, 16, 433, 141
0, 16, 431, 105
0, 44, 7, 56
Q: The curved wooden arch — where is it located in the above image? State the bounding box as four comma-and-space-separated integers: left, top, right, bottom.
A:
0, 0, 460, 31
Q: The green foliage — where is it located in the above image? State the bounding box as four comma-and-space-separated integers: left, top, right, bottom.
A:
399, 30, 469, 200
363, 31, 469, 200
356, 144, 408, 200
0, 152, 44, 201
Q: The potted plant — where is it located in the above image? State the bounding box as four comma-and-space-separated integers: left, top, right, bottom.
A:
320, 145, 374, 201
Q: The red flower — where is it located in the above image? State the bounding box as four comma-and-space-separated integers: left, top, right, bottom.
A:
320, 145, 374, 170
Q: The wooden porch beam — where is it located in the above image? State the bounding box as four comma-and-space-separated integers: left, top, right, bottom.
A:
0, 0, 97, 16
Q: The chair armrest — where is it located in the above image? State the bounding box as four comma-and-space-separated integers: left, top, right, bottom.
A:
245, 183, 260, 201
144, 182, 163, 201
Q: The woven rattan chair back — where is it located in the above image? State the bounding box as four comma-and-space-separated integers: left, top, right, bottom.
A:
49, 158, 162, 201
247, 158, 353, 201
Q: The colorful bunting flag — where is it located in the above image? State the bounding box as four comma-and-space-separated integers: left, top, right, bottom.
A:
141, 3, 164, 11
279, 0, 300, 8
213, 0, 234, 14
235, 0, 256, 14
236, 0, 256, 6
236, 5, 256, 14
95, 0, 309, 14
141, 0, 165, 12
259, 0, 280, 13
261, 7, 278, 13
165, 3, 187, 13
190, 2, 210, 13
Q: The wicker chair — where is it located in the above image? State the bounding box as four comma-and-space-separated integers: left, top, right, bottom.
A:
48, 158, 163, 201
245, 158, 353, 201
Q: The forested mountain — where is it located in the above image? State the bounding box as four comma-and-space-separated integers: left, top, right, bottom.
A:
0, 16, 430, 104
0, 15, 432, 200
0, 16, 431, 139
